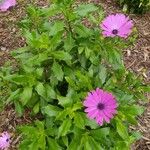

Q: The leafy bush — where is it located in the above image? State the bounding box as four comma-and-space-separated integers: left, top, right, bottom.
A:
0, 0, 149, 149
117, 0, 150, 14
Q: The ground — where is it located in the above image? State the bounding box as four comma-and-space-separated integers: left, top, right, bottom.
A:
0, 0, 150, 149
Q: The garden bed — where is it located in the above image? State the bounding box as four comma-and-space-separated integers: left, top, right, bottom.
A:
0, 0, 150, 149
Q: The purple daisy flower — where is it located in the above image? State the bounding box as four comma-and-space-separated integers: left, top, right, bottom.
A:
100, 14, 133, 38
0, 0, 16, 11
83, 88, 118, 126
0, 132, 11, 150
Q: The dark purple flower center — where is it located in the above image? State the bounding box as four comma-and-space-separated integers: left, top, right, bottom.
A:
6, 138, 9, 142
112, 29, 118, 35
97, 103, 105, 110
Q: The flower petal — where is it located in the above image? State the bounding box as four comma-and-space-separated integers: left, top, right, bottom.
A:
87, 110, 99, 119
100, 13, 133, 38
84, 106, 97, 112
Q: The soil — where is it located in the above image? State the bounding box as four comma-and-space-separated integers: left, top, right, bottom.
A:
0, 0, 150, 149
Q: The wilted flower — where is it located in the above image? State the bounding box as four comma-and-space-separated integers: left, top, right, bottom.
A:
0, 132, 10, 150
0, 0, 16, 11
100, 14, 133, 38
83, 88, 118, 126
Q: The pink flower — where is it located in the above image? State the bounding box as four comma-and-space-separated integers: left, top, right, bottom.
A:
83, 88, 118, 126
100, 14, 133, 38
0, 0, 16, 11
0, 132, 11, 150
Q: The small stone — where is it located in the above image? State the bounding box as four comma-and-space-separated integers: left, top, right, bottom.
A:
12, 28, 16, 32
0, 52, 4, 56
1, 47, 6, 51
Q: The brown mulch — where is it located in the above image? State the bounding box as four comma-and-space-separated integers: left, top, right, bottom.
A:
0, 106, 33, 149
133, 103, 150, 150
0, 0, 27, 66
0, 0, 150, 149
0, 0, 49, 66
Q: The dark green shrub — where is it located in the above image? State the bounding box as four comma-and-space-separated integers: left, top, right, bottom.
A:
117, 0, 150, 14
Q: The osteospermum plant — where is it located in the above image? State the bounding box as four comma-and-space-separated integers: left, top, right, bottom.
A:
0, 0, 149, 149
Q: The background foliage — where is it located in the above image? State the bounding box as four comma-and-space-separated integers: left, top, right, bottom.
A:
117, 0, 150, 14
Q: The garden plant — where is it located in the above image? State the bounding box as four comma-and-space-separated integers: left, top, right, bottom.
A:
117, 0, 150, 14
0, 0, 150, 149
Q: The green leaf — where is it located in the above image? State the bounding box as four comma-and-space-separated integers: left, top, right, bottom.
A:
28, 141, 39, 150
85, 118, 99, 129
42, 104, 62, 117
122, 105, 145, 116
125, 114, 137, 124
14, 101, 24, 117
21, 87, 33, 106
78, 106, 98, 129
58, 119, 72, 137
52, 51, 72, 63
88, 136, 102, 149
82, 135, 102, 150
4, 74, 29, 86
117, 92, 134, 104
65, 77, 76, 88
64, 33, 75, 51
6, 89, 21, 104
45, 84, 56, 99
68, 135, 81, 150
85, 47, 91, 59
90, 127, 110, 140
75, 4, 98, 16
49, 21, 64, 36
26, 53, 48, 66
11, 47, 29, 55
75, 24, 93, 38
75, 71, 92, 89
99, 65, 107, 84
78, 47, 84, 54
19, 139, 31, 150
35, 68, 43, 78
49, 32, 62, 49
57, 95, 72, 107
42, 5, 60, 17
82, 136, 92, 150
74, 112, 85, 129
107, 49, 124, 69
35, 82, 46, 99
116, 118, 129, 140
52, 61, 64, 81
115, 141, 129, 150
19, 126, 37, 137
19, 121, 46, 150
130, 131, 142, 142
72, 102, 83, 111
22, 65, 34, 73
56, 109, 69, 120
62, 136, 68, 147
38, 137, 46, 150
47, 137, 61, 150
33, 103, 40, 114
